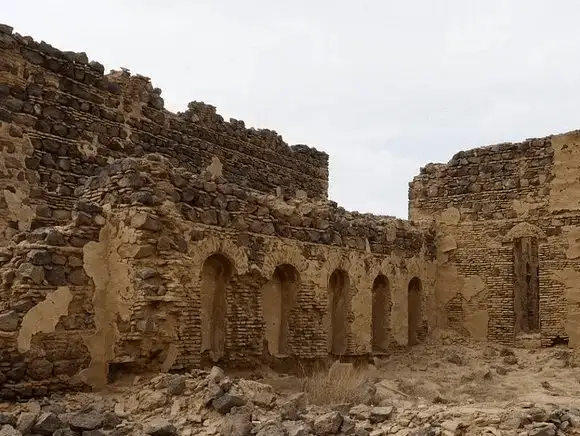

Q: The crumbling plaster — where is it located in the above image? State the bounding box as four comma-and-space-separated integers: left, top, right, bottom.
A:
79, 215, 134, 388
17, 286, 72, 353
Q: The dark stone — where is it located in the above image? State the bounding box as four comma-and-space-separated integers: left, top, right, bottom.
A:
0, 412, 16, 426
199, 210, 218, 225
53, 429, 77, 436
27, 249, 52, 265
53, 361, 80, 377
4, 97, 23, 112
130, 191, 154, 205
17, 413, 39, 434
136, 267, 158, 280
133, 245, 156, 259
45, 229, 66, 246
0, 311, 18, 331
69, 411, 105, 431
33, 412, 65, 436
82, 431, 105, 436
17, 263, 45, 284
212, 391, 246, 414
0, 24, 14, 34
26, 358, 53, 380
166, 375, 186, 396
68, 268, 88, 285
130, 213, 160, 231
45, 266, 67, 286
143, 418, 176, 436
157, 236, 176, 251
101, 412, 122, 430
88, 61, 105, 74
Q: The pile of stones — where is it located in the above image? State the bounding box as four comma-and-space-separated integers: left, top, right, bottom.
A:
1, 366, 579, 436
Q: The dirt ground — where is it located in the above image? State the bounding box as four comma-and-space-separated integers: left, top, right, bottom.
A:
2, 331, 580, 435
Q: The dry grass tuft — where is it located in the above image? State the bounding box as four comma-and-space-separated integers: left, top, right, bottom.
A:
301, 362, 376, 405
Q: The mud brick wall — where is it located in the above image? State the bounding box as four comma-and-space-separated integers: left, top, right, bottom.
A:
0, 24, 328, 216
76, 155, 437, 373
410, 131, 580, 347
0, 23, 437, 398
0, 202, 103, 399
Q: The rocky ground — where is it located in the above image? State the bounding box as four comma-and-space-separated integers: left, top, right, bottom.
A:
1, 334, 580, 436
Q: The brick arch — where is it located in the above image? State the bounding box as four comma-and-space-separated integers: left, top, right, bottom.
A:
503, 222, 546, 243
189, 235, 249, 277
261, 245, 307, 279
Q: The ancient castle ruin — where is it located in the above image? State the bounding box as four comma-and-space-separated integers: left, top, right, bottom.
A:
0, 23, 577, 399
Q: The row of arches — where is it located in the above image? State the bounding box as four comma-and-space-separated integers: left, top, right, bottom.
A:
199, 253, 424, 360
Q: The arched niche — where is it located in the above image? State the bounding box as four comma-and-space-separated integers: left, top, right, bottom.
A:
261, 264, 300, 356
372, 274, 391, 353
200, 253, 233, 361
408, 277, 422, 346
328, 269, 349, 355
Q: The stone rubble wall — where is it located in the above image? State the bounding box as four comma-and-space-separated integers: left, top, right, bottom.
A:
410, 131, 580, 347
0, 23, 436, 399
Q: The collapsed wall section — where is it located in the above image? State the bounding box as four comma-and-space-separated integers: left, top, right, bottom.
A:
410, 130, 580, 347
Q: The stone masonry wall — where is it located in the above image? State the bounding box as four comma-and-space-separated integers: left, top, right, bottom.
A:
0, 23, 436, 399
410, 130, 580, 348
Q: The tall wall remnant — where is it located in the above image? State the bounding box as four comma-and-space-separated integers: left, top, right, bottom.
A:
0, 24, 436, 398
410, 129, 580, 348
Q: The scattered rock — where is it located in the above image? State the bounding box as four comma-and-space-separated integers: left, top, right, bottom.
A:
446, 352, 464, 365
313, 411, 343, 435
409, 426, 441, 436
32, 412, 64, 436
254, 421, 285, 436
219, 409, 251, 436
528, 422, 556, 436
283, 420, 311, 436
143, 418, 177, 436
504, 355, 518, 365
212, 389, 246, 414
369, 406, 393, 423
0, 425, 20, 436
166, 375, 186, 396
16, 413, 36, 434
69, 411, 104, 431
349, 404, 371, 420
280, 393, 306, 420
500, 348, 515, 357
237, 379, 276, 408
0, 414, 16, 427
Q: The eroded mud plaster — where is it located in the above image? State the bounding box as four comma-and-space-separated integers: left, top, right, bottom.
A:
0, 123, 35, 234
17, 286, 73, 353
79, 218, 134, 389
550, 132, 580, 212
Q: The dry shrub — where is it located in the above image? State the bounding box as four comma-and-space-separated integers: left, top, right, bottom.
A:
301, 362, 376, 405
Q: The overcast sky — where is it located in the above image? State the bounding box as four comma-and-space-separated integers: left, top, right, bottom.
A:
4, 1, 580, 218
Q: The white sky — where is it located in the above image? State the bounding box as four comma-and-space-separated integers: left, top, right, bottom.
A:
4, 1, 580, 218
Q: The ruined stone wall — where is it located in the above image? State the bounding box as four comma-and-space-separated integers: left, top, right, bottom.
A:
0, 24, 436, 398
410, 130, 580, 348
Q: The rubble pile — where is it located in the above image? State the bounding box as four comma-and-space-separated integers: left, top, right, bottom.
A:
1, 363, 580, 436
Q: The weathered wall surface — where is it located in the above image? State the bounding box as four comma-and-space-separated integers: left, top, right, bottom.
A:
410, 130, 580, 348
0, 24, 436, 398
